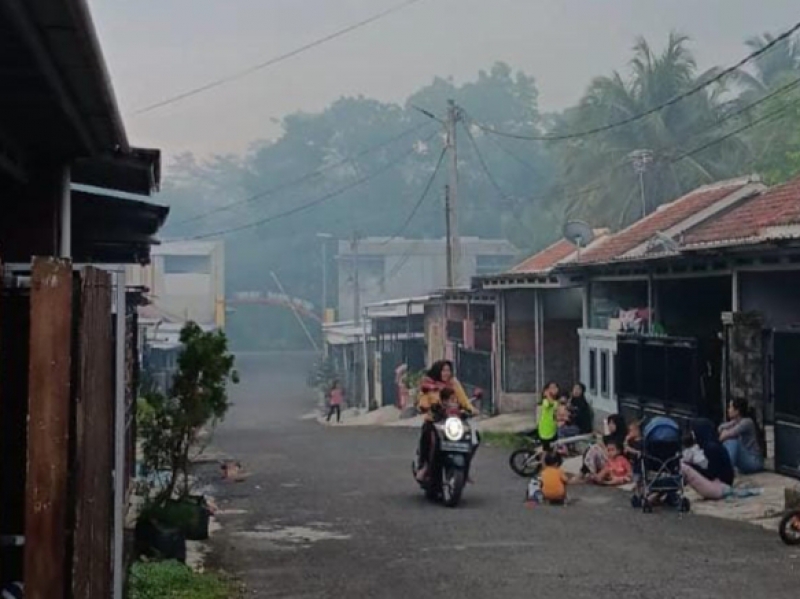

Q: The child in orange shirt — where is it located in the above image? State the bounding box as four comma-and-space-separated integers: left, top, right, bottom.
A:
540, 451, 569, 504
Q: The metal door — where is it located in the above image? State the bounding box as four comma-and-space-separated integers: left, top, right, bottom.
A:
773, 331, 800, 479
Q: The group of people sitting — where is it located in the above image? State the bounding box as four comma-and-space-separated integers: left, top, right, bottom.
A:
536, 385, 765, 504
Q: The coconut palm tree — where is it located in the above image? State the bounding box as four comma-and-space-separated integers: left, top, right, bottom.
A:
550, 33, 748, 228
737, 32, 800, 99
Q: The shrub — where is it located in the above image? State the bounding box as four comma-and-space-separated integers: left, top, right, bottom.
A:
129, 561, 235, 599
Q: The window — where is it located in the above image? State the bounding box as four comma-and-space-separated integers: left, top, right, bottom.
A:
164, 255, 211, 274
589, 349, 597, 394
476, 254, 514, 275
600, 351, 610, 398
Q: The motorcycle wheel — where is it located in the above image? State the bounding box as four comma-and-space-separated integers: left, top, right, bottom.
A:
509, 448, 541, 478
778, 511, 800, 546
442, 467, 465, 508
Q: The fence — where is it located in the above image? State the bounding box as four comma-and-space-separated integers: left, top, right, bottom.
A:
457, 347, 494, 414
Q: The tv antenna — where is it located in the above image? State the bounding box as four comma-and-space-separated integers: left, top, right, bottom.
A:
563, 220, 595, 258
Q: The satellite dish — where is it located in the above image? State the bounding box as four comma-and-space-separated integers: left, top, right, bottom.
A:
563, 220, 595, 249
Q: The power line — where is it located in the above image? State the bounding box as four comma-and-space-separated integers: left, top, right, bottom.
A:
470, 20, 800, 142
184, 130, 434, 240
461, 121, 516, 202
380, 145, 447, 245
134, 0, 429, 115
174, 121, 433, 227
671, 95, 800, 163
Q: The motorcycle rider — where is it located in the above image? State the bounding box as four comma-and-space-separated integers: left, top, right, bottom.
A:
415, 360, 475, 481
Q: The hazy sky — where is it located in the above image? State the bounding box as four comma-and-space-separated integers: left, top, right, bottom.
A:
89, 0, 799, 158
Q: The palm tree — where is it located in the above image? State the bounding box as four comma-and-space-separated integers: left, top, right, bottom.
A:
737, 33, 800, 99
550, 33, 748, 228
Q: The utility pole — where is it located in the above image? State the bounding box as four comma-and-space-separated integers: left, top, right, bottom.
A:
445, 99, 461, 288
351, 230, 362, 323
630, 149, 653, 219
444, 184, 453, 288
316, 233, 333, 357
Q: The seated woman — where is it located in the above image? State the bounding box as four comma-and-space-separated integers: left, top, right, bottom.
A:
681, 418, 735, 500
568, 382, 594, 435
718, 398, 764, 474
582, 414, 626, 476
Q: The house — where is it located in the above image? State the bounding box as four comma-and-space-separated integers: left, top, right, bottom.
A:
127, 239, 226, 330
560, 174, 800, 478
423, 288, 499, 413
0, 1, 167, 596
474, 231, 610, 413
336, 236, 517, 321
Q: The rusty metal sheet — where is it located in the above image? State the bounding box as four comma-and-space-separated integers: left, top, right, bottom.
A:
25, 257, 73, 599
72, 267, 114, 599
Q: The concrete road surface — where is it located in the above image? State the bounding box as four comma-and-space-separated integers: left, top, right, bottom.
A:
207, 353, 799, 598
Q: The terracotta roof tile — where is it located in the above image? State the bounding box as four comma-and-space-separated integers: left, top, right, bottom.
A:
578, 180, 751, 264
511, 239, 576, 273
684, 175, 800, 246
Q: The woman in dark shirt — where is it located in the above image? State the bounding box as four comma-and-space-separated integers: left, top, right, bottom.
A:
681, 418, 735, 500
569, 382, 594, 435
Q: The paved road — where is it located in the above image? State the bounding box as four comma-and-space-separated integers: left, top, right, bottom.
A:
208, 353, 798, 598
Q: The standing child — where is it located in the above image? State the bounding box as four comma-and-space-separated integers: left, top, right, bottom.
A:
537, 382, 559, 451
540, 451, 569, 505
326, 380, 344, 423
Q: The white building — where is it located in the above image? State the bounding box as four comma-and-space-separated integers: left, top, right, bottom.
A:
336, 237, 517, 322
127, 239, 225, 330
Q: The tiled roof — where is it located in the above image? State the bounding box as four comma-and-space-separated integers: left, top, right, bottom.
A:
684, 175, 800, 247
577, 179, 753, 264
511, 239, 576, 273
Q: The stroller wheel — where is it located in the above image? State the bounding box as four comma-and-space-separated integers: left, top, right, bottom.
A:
642, 500, 653, 514
631, 495, 642, 509
679, 497, 691, 513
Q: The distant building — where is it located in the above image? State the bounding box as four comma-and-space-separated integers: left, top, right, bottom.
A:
336, 237, 517, 321
127, 239, 225, 330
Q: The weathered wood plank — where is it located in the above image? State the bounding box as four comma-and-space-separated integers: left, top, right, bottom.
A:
72, 267, 114, 598
25, 257, 73, 599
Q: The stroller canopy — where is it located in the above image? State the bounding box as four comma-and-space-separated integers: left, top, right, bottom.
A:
643, 416, 681, 444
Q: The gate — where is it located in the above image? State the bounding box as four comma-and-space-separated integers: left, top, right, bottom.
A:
773, 331, 800, 479
456, 347, 494, 414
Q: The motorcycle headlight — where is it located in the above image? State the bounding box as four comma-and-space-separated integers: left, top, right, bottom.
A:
444, 417, 465, 441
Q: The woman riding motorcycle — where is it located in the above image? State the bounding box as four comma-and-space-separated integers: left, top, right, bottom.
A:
415, 360, 475, 481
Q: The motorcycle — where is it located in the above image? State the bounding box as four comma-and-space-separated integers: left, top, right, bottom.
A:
779, 509, 800, 546
412, 405, 479, 508
508, 431, 594, 478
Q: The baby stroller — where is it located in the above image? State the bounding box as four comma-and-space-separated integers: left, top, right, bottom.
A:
630, 416, 690, 513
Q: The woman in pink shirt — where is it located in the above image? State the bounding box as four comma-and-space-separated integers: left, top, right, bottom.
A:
326, 380, 344, 423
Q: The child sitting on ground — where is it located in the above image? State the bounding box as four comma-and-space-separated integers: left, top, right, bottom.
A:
540, 451, 569, 504
590, 441, 632, 486
556, 403, 581, 440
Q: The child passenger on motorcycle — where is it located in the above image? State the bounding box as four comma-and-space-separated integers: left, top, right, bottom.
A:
415, 360, 474, 481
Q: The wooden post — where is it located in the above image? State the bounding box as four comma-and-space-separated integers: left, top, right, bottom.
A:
25, 257, 73, 599
72, 267, 114, 598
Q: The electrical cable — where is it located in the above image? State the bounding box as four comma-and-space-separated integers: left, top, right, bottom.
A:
174, 121, 434, 227
380, 145, 447, 245
184, 129, 437, 240
468, 20, 800, 142
134, 0, 429, 115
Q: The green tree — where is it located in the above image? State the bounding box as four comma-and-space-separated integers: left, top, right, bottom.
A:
550, 33, 747, 227
139, 322, 238, 501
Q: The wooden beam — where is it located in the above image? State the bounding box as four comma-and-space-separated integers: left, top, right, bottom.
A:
25, 257, 73, 599
72, 267, 114, 598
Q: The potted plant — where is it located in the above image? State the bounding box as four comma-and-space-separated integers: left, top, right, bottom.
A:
136, 322, 238, 557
